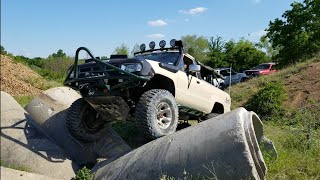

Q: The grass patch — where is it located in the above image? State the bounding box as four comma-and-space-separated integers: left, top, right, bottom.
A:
0, 160, 32, 173
13, 95, 34, 107
71, 166, 93, 180
263, 124, 320, 179
229, 56, 320, 179
111, 121, 141, 148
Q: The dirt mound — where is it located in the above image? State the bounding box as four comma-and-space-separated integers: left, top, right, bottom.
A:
284, 61, 320, 109
0, 55, 42, 96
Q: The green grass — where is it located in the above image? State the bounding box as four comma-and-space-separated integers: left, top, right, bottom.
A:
0, 160, 32, 173
263, 123, 320, 179
13, 95, 34, 107
229, 56, 320, 179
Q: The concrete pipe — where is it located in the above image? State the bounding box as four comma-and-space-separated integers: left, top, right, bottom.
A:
93, 107, 276, 180
0, 91, 77, 179
24, 87, 131, 165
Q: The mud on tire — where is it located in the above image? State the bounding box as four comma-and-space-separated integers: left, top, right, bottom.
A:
66, 98, 106, 142
135, 89, 179, 140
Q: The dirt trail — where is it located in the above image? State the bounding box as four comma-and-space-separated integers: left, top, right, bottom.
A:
0, 55, 42, 96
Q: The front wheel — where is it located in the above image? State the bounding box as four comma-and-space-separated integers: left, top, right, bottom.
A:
135, 89, 179, 140
66, 98, 107, 142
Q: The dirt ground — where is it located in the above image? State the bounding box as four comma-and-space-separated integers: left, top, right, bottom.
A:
284, 61, 320, 109
0, 55, 42, 96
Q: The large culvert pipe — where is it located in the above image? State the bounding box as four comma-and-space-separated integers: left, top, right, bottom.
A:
24, 87, 131, 165
93, 108, 276, 180
0, 91, 77, 179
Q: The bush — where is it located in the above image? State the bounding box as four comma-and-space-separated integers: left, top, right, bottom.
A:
245, 81, 286, 118
72, 166, 93, 180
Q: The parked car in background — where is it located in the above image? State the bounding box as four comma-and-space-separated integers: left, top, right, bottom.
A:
197, 62, 225, 89
244, 62, 278, 77
214, 68, 248, 88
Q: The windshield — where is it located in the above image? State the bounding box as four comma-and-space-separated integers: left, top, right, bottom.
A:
254, 64, 270, 70
137, 52, 180, 65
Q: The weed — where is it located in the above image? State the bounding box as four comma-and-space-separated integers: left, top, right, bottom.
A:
0, 160, 32, 173
13, 95, 34, 107
71, 166, 93, 180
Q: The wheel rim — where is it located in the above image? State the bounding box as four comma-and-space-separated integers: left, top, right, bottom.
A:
156, 102, 172, 130
82, 105, 105, 132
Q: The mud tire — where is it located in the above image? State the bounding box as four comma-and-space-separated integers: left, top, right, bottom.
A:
66, 98, 106, 142
135, 89, 179, 140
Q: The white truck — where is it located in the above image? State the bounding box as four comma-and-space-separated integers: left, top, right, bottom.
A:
64, 39, 231, 141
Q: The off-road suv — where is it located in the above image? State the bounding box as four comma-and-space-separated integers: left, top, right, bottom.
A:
64, 39, 231, 142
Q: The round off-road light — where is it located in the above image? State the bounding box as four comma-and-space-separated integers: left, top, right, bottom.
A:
159, 40, 166, 48
149, 41, 155, 50
170, 39, 176, 47
140, 44, 146, 51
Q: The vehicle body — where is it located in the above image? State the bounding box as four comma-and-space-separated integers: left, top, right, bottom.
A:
64, 40, 231, 141
214, 68, 248, 87
244, 62, 278, 77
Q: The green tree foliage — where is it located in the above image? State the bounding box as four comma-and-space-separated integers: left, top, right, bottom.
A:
225, 39, 269, 71
206, 36, 226, 68
205, 37, 269, 71
113, 43, 129, 55
181, 35, 209, 62
256, 36, 279, 58
49, 49, 67, 59
266, 0, 320, 66
1, 45, 7, 55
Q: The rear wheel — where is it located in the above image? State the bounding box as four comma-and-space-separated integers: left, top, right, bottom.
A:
135, 89, 179, 140
66, 98, 107, 142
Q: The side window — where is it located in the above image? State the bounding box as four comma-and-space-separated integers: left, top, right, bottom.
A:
183, 55, 193, 72
183, 55, 201, 78
220, 70, 229, 76
271, 64, 277, 70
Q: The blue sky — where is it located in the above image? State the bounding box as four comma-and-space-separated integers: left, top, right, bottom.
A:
1, 0, 299, 58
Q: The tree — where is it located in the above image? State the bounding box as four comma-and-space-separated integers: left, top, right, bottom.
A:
224, 39, 269, 71
256, 36, 279, 58
0, 45, 7, 55
206, 36, 226, 68
113, 43, 129, 55
181, 35, 210, 62
266, 0, 320, 66
130, 44, 140, 57
50, 49, 67, 59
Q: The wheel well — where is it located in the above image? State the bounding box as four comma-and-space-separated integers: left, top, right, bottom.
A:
211, 102, 224, 114
146, 74, 175, 96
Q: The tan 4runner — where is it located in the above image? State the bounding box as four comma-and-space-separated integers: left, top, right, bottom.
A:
64, 39, 231, 141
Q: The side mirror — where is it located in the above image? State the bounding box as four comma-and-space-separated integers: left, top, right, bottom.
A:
189, 64, 201, 72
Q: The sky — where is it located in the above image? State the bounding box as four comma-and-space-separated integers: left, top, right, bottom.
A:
1, 0, 300, 58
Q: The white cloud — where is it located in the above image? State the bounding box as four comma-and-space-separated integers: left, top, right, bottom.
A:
252, 0, 262, 4
147, 34, 165, 39
247, 30, 267, 42
148, 20, 168, 27
179, 7, 208, 16
250, 30, 267, 37
14, 48, 32, 57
